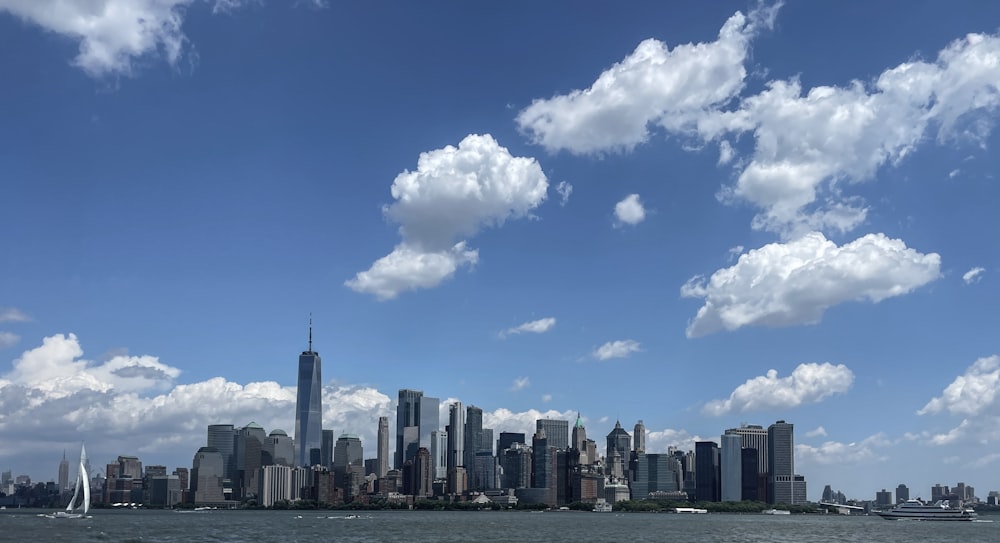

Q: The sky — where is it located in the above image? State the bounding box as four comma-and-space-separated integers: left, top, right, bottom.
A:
1, 0, 998, 502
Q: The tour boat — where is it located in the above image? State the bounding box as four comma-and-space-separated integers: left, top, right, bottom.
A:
877, 499, 976, 521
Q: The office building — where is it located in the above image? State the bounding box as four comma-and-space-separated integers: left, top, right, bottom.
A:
58, 452, 69, 491
294, 320, 323, 467
536, 418, 569, 451
333, 433, 364, 484
767, 420, 805, 504
395, 389, 439, 469
191, 447, 225, 505
465, 405, 484, 484
606, 420, 631, 461
376, 416, 389, 478
207, 424, 235, 483
633, 420, 646, 453
431, 430, 448, 480
740, 448, 759, 501
321, 429, 335, 470
896, 483, 909, 504
720, 433, 742, 502
695, 441, 719, 502
631, 453, 678, 500
497, 432, 526, 453
264, 429, 295, 466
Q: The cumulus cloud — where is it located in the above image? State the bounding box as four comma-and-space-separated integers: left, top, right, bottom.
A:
703, 362, 854, 415
541, 394, 552, 403
919, 355, 1000, 417
346, 134, 548, 300
482, 406, 576, 438
516, 3, 779, 154
963, 266, 985, 285
0, 332, 19, 349
592, 339, 641, 361
555, 181, 574, 206
0, 333, 391, 481
646, 428, 702, 454
501, 317, 556, 338
614, 194, 646, 226
510, 377, 530, 392
697, 32, 1000, 236
681, 231, 941, 337
795, 433, 890, 466
806, 426, 827, 438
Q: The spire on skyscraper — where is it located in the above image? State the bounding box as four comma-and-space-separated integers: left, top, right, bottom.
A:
308, 314, 313, 353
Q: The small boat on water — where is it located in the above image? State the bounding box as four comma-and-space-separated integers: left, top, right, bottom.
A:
761, 509, 791, 515
48, 444, 90, 519
877, 499, 976, 521
674, 507, 708, 514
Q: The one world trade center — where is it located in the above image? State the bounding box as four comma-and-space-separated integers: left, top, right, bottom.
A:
295, 318, 322, 467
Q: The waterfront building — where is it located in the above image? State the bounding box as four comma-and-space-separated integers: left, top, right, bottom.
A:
896, 483, 909, 504
631, 453, 678, 500
376, 416, 389, 478
571, 414, 587, 452
419, 395, 440, 453
149, 474, 181, 507
767, 420, 805, 504
740, 448, 759, 501
191, 447, 225, 505
720, 433, 742, 502
258, 464, 303, 507
536, 418, 569, 451
395, 389, 439, 468
531, 427, 556, 506
501, 443, 532, 489
294, 320, 323, 467
695, 441, 719, 502
207, 424, 235, 484
876, 488, 893, 507
465, 405, 484, 487
724, 424, 768, 501
447, 401, 465, 471
410, 447, 433, 497
333, 433, 364, 489
235, 422, 267, 500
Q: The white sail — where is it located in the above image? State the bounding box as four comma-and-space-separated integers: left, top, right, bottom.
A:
64, 444, 89, 516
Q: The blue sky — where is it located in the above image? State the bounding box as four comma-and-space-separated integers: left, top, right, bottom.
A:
1, 0, 999, 501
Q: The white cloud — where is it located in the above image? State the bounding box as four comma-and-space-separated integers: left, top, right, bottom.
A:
962, 266, 985, 285
344, 242, 478, 301
717, 140, 735, 165
541, 394, 552, 403
949, 168, 961, 179
696, 32, 1000, 236
555, 181, 573, 206
0, 332, 18, 349
614, 194, 646, 226
501, 317, 557, 338
482, 406, 575, 438
703, 362, 854, 415
795, 433, 890, 466
681, 231, 941, 337
592, 339, 641, 361
0, 0, 195, 78
646, 428, 701, 454
346, 134, 548, 300
919, 355, 1000, 417
0, 333, 392, 481
510, 377, 530, 392
0, 307, 31, 323
515, 4, 779, 155
806, 426, 827, 438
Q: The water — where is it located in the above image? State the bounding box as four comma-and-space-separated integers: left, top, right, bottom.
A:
2, 509, 997, 543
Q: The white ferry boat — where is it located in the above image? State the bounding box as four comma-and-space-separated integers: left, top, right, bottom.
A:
877, 499, 976, 521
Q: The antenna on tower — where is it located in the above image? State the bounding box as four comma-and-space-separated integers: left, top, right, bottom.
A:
308, 313, 313, 352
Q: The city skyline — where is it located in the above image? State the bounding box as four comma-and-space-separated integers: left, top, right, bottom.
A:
2, 0, 1000, 501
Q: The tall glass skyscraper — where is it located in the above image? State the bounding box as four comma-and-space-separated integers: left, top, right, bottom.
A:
295, 320, 322, 467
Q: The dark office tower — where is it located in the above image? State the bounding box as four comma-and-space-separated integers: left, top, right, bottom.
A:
720, 433, 742, 502
531, 428, 556, 506
235, 422, 266, 500
606, 420, 631, 461
497, 432, 526, 453
631, 453, 678, 499
896, 484, 909, 504
395, 389, 422, 469
465, 405, 484, 486
536, 418, 569, 451
411, 447, 433, 498
333, 433, 364, 489
695, 441, 720, 502
767, 420, 794, 504
740, 448, 759, 501
321, 429, 335, 470
295, 319, 323, 467
419, 395, 440, 451
58, 451, 69, 491
377, 416, 389, 478
633, 420, 646, 454
191, 447, 225, 504
501, 443, 532, 489
207, 424, 235, 483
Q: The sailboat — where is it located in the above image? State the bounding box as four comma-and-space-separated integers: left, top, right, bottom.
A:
52, 444, 90, 519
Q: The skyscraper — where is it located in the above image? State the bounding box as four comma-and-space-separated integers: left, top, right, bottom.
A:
294, 319, 322, 467
767, 420, 796, 504
720, 433, 742, 502
633, 420, 646, 453
207, 424, 235, 483
465, 405, 484, 486
377, 416, 389, 478
606, 420, 631, 460
395, 389, 422, 469
695, 441, 719, 502
58, 451, 69, 491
